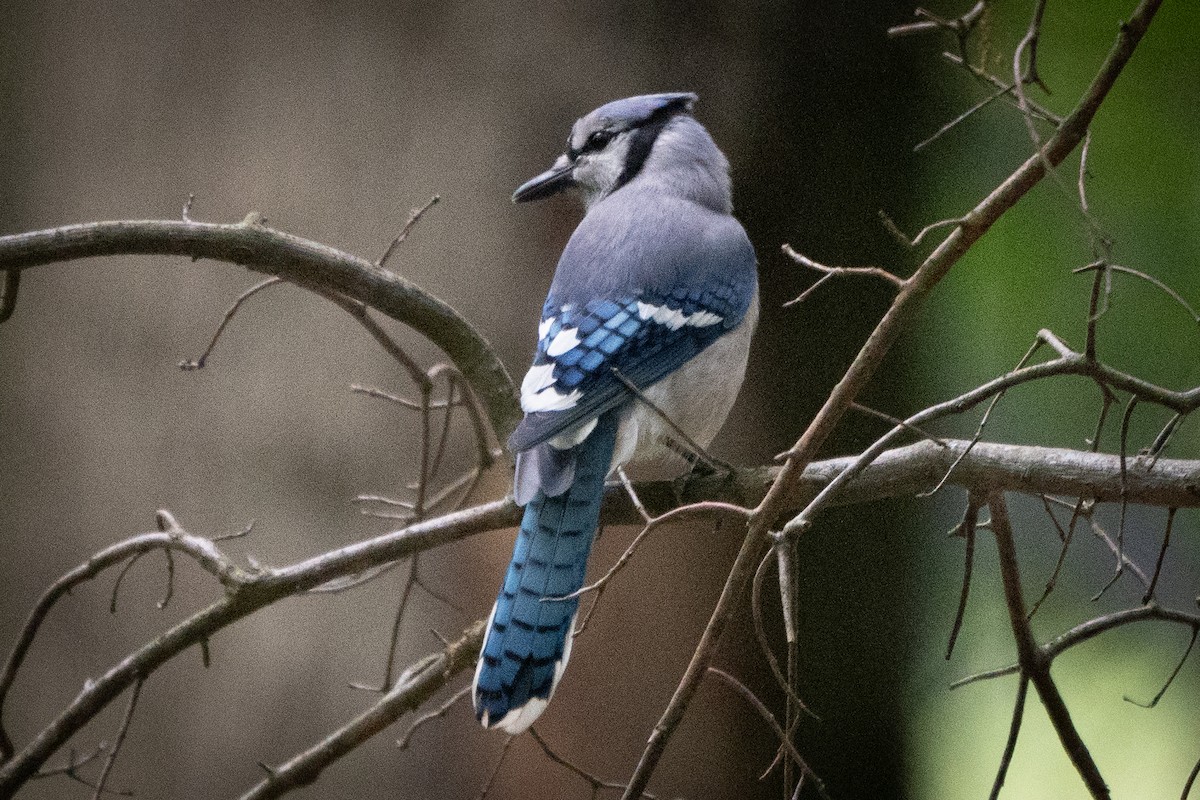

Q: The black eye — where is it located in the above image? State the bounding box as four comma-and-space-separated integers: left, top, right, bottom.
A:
584, 129, 615, 152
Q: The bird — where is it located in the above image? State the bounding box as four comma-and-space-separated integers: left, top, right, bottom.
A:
472, 92, 759, 734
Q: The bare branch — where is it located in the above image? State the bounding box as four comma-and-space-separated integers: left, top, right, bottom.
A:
914, 81, 1014, 153
887, 2, 986, 41
945, 496, 981, 659
0, 215, 521, 440
1075, 262, 1200, 323
239, 621, 483, 800
989, 675, 1029, 800
395, 684, 471, 750
780, 244, 904, 308
1144, 507, 1176, 603
178, 276, 283, 370
528, 727, 657, 799
90, 678, 143, 800
376, 195, 440, 269
1123, 626, 1197, 709
988, 492, 1110, 799
706, 668, 829, 800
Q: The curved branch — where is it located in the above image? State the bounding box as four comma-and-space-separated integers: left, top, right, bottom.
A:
0, 217, 521, 440
0, 525, 252, 760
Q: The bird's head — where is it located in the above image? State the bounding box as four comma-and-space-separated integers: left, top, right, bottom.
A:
513, 92, 729, 211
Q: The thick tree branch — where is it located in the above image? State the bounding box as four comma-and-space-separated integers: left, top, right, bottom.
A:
3, 438, 1195, 793
0, 216, 521, 440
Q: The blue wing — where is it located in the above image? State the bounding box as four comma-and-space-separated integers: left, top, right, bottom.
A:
511, 275, 754, 453
509, 187, 758, 503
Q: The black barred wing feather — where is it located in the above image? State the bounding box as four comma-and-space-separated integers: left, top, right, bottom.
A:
510, 277, 752, 453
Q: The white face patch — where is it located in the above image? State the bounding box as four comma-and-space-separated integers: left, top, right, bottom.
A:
520, 363, 582, 412
636, 301, 723, 330
545, 327, 581, 357
572, 133, 632, 208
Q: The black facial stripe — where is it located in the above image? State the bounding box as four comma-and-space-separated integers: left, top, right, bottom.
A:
567, 96, 692, 167
613, 116, 671, 191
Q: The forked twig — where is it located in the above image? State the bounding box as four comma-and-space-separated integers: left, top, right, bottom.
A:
396, 684, 471, 750
780, 244, 904, 308
528, 727, 657, 799
706, 668, 829, 800
989, 492, 1110, 799
90, 678, 144, 800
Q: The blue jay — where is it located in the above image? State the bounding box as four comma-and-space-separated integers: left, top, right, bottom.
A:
473, 93, 758, 733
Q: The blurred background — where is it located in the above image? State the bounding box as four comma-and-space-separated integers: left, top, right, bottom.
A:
1, 1, 1198, 798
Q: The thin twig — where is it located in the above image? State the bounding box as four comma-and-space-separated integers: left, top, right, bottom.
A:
1091, 395, 1139, 599
1144, 507, 1176, 603
350, 557, 421, 692
941, 51, 1063, 125
376, 195, 440, 270
1027, 496, 1082, 619
750, 548, 816, 721
473, 735, 515, 800
528, 727, 656, 799
877, 212, 965, 249
609, 367, 719, 471
780, 244, 904, 308
178, 277, 284, 370
918, 336, 1044, 498
90, 678, 143, 800
989, 675, 1030, 800
396, 684, 471, 750
914, 82, 1015, 153
1123, 626, 1197, 709
1075, 262, 1200, 323
849, 402, 948, 446
706, 668, 830, 800
946, 496, 980, 659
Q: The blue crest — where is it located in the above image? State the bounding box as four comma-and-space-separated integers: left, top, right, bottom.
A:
588, 92, 697, 127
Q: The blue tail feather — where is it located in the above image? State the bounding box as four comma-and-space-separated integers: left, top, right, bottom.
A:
473, 411, 619, 733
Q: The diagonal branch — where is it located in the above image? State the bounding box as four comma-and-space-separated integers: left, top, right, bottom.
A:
988, 492, 1110, 799
239, 621, 483, 800
620, 3, 1166, 796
